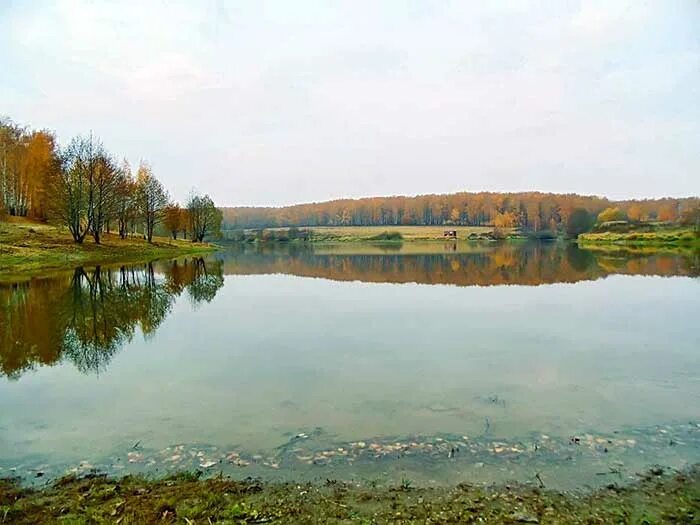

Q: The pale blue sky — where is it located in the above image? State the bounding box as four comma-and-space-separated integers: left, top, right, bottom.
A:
1, 1, 698, 206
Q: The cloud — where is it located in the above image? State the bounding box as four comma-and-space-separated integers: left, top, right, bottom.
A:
1, 1, 698, 205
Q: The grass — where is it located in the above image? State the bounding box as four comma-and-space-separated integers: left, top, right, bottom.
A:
273, 225, 511, 242
366, 231, 404, 241
1, 466, 698, 523
0, 217, 217, 282
578, 228, 700, 247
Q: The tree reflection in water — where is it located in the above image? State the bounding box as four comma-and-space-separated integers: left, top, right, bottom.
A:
217, 242, 699, 287
0, 258, 223, 379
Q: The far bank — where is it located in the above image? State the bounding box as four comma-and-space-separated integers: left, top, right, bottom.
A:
221, 224, 700, 249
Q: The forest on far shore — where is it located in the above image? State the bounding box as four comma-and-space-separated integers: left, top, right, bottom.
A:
223, 192, 700, 234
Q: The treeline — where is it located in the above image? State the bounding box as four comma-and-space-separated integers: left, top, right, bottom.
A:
0, 117, 221, 243
222, 192, 700, 232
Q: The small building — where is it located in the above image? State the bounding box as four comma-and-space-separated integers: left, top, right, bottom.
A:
443, 230, 457, 238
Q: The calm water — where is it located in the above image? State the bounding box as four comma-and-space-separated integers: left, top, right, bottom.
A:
1, 242, 699, 489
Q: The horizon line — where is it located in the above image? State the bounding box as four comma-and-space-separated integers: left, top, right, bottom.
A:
217, 190, 700, 210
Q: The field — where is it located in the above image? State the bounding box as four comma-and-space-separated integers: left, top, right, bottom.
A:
0, 218, 216, 282
268, 225, 504, 242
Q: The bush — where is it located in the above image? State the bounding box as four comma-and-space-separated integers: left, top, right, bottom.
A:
368, 231, 403, 241
593, 220, 630, 233
566, 208, 594, 237
227, 229, 246, 242
529, 230, 558, 240
491, 228, 508, 240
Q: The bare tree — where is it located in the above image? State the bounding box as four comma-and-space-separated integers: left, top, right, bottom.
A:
186, 192, 222, 242
88, 153, 120, 244
52, 134, 105, 243
135, 162, 168, 242
115, 159, 136, 239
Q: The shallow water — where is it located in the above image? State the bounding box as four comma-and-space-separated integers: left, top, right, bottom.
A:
1, 242, 699, 488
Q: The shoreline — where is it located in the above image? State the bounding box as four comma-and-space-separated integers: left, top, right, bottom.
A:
0, 220, 218, 283
1, 465, 697, 523
226, 225, 700, 248
578, 229, 700, 248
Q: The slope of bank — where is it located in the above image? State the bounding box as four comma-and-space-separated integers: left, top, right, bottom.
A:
0, 218, 216, 282
1, 467, 698, 524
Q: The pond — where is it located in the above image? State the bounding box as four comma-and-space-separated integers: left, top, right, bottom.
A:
1, 242, 699, 489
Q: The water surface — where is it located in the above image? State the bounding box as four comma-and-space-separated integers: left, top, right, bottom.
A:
1, 242, 699, 489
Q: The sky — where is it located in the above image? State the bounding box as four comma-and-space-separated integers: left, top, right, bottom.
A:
1, 1, 699, 206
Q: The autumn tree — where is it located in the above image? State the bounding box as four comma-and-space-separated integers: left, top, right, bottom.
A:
179, 207, 191, 239
680, 205, 700, 234
658, 203, 678, 222
135, 162, 168, 243
493, 211, 517, 228
0, 119, 59, 219
627, 204, 644, 222
597, 207, 627, 223
186, 192, 222, 242
163, 202, 182, 239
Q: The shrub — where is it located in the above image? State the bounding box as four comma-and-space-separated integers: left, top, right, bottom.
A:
228, 229, 246, 242
368, 231, 403, 241
566, 208, 594, 237
593, 220, 630, 233
491, 228, 508, 240
529, 230, 557, 240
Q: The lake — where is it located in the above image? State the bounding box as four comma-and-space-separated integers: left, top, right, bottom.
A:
1, 242, 699, 489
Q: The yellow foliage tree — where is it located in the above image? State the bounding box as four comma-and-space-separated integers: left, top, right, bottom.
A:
597, 207, 627, 223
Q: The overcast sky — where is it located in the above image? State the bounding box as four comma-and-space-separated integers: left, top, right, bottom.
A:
1, 1, 698, 206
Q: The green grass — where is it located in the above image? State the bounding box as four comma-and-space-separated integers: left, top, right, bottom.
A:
1, 466, 698, 524
578, 228, 700, 247
367, 230, 404, 241
264, 225, 512, 242
0, 218, 217, 282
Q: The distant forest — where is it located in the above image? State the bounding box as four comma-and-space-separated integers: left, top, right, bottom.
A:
222, 192, 700, 231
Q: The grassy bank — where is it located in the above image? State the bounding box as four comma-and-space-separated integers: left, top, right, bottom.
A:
229, 225, 519, 243
1, 467, 698, 524
0, 218, 217, 282
578, 228, 700, 248
305, 225, 499, 242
